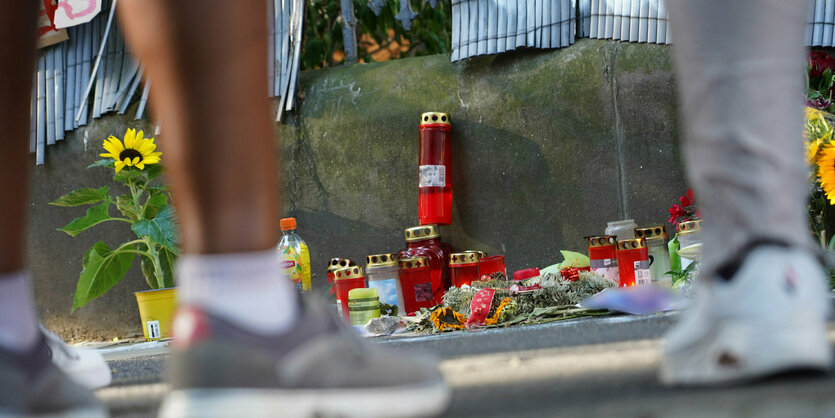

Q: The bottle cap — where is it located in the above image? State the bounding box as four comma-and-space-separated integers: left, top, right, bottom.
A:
334, 266, 364, 280
420, 112, 450, 126
676, 219, 703, 236
513, 268, 540, 281
449, 252, 479, 266
634, 225, 669, 241
587, 235, 618, 248
399, 256, 429, 269
366, 253, 398, 268
279, 217, 297, 231
617, 238, 647, 251
328, 258, 356, 273
405, 225, 440, 242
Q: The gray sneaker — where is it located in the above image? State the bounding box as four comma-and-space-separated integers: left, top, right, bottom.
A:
0, 336, 107, 418
158, 296, 450, 418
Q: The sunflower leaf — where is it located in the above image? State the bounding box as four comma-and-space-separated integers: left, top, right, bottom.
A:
58, 201, 112, 237
140, 246, 177, 289
115, 194, 139, 221
132, 206, 178, 254
49, 187, 110, 207
72, 242, 135, 312
113, 169, 143, 184
88, 159, 115, 169
144, 164, 164, 180
142, 193, 168, 219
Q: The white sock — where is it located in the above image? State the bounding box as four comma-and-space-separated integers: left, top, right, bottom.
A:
177, 249, 299, 334
0, 271, 40, 352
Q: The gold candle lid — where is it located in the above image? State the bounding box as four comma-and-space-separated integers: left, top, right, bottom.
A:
676, 219, 703, 236
587, 235, 618, 248
449, 252, 479, 266
366, 253, 398, 268
327, 258, 356, 273
634, 225, 669, 241
463, 250, 487, 258
333, 266, 364, 280
399, 256, 429, 269
405, 225, 440, 242
420, 112, 450, 126
617, 238, 647, 251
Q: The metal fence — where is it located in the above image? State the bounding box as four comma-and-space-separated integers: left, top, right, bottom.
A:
30, 0, 835, 164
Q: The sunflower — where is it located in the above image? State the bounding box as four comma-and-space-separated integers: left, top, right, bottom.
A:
100, 129, 162, 173
429, 307, 467, 331
817, 144, 835, 204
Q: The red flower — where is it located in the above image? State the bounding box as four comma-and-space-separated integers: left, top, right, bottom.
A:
809, 52, 835, 79
560, 268, 580, 282
668, 204, 685, 225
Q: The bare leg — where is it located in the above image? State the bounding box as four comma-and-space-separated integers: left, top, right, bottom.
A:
117, 0, 279, 255
0, 1, 37, 273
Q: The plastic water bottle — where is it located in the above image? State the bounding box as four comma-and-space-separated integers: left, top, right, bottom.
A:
277, 217, 311, 292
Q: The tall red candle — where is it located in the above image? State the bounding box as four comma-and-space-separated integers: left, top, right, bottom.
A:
419, 112, 452, 225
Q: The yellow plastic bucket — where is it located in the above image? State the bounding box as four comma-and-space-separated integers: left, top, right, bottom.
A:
134, 288, 177, 341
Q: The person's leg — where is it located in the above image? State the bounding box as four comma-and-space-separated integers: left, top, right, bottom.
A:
0, 3, 106, 416
662, 0, 831, 384
116, 2, 449, 416
117, 0, 298, 334
0, 1, 40, 355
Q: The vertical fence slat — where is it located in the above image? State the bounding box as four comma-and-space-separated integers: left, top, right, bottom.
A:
564, 0, 573, 46
488, 0, 498, 53
506, 0, 516, 51
55, 43, 65, 141
65, 28, 76, 132
612, 0, 622, 40
497, 0, 507, 53
45, 48, 56, 146
656, 0, 666, 44
638, 0, 648, 42
37, 54, 46, 165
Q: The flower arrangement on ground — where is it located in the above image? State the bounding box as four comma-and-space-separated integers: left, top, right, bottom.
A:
51, 129, 178, 311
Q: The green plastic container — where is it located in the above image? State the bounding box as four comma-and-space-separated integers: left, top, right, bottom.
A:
348, 288, 381, 326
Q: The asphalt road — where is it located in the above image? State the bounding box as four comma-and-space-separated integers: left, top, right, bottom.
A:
95, 312, 835, 418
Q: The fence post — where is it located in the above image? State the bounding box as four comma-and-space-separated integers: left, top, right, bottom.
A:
341, 0, 359, 64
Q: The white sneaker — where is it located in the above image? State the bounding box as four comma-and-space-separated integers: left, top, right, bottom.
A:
41, 325, 112, 390
660, 245, 832, 385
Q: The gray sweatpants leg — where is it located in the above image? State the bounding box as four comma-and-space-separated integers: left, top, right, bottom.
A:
667, 0, 812, 278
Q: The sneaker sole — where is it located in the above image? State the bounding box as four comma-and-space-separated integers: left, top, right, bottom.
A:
0, 406, 108, 418
660, 318, 832, 386
157, 378, 450, 418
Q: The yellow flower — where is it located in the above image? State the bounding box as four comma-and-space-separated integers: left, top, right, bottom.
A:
817, 144, 835, 204
429, 307, 467, 331
808, 139, 823, 165
99, 129, 162, 173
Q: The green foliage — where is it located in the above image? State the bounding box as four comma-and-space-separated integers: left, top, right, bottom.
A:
49, 186, 110, 207
73, 242, 135, 312
301, 0, 451, 70
57, 201, 113, 237
132, 206, 178, 254
52, 156, 179, 312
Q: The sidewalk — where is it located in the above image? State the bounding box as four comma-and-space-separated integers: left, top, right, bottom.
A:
91, 311, 835, 417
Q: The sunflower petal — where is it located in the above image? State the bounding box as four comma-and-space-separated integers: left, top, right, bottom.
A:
136, 162, 145, 170
114, 160, 126, 173
132, 157, 140, 165
124, 129, 136, 149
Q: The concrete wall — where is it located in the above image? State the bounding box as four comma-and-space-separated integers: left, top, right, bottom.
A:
278, 38, 686, 286
30, 39, 687, 339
